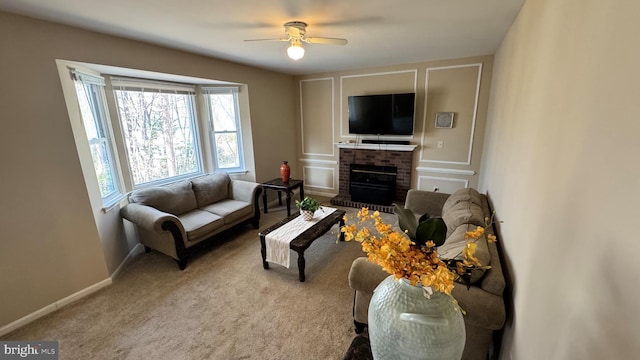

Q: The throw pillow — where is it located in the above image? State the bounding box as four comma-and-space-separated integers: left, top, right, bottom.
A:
131, 180, 198, 215
442, 188, 483, 215
441, 200, 485, 237
191, 173, 231, 207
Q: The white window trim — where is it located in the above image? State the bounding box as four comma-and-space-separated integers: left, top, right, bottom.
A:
112, 77, 205, 188
59, 60, 254, 212
70, 68, 124, 207
203, 86, 245, 172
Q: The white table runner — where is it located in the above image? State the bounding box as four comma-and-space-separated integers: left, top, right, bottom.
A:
265, 206, 337, 268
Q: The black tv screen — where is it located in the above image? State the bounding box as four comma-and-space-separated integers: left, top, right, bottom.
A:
348, 93, 415, 135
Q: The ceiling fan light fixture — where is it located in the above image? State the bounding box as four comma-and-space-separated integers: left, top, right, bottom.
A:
287, 39, 305, 60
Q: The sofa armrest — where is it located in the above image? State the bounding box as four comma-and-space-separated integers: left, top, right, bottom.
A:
120, 203, 182, 233
452, 284, 506, 330
229, 180, 262, 203
404, 189, 450, 217
348, 257, 389, 293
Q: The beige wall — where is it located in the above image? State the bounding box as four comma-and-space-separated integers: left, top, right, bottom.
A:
0, 11, 295, 329
295, 56, 493, 196
480, 0, 640, 358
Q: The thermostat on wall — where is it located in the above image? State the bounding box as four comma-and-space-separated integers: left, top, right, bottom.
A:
435, 112, 454, 128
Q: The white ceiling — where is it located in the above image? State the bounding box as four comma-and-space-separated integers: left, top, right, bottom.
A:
0, 0, 525, 76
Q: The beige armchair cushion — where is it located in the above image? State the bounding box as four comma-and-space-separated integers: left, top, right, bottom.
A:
130, 180, 197, 216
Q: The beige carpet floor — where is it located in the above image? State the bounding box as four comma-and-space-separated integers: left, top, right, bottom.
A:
1, 200, 392, 360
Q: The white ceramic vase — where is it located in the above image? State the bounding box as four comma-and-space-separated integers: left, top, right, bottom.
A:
368, 275, 466, 360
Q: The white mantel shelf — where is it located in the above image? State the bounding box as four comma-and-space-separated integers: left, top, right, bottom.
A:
335, 143, 418, 152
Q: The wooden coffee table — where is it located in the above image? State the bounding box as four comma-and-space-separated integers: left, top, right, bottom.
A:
259, 209, 346, 282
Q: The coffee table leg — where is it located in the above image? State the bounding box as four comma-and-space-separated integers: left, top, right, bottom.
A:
260, 235, 269, 269
297, 251, 306, 282
339, 217, 346, 242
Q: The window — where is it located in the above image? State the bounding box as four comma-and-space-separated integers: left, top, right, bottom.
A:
72, 70, 121, 205
204, 87, 244, 171
112, 78, 202, 186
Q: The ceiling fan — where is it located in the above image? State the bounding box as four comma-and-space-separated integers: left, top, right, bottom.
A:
245, 21, 348, 60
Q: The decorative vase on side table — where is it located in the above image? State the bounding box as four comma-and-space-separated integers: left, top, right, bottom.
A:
368, 276, 466, 360
280, 161, 290, 182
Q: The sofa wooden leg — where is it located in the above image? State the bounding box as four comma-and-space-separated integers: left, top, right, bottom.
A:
176, 258, 188, 270
354, 320, 366, 334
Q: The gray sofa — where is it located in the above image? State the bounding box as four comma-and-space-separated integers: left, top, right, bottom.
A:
347, 188, 506, 360
120, 173, 262, 270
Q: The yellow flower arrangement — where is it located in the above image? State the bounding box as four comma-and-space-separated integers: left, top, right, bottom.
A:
341, 208, 497, 296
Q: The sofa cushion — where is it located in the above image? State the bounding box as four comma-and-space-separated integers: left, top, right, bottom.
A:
442, 200, 486, 237
200, 199, 253, 225
438, 223, 491, 284
130, 180, 197, 216
191, 173, 230, 207
442, 187, 483, 215
178, 209, 224, 243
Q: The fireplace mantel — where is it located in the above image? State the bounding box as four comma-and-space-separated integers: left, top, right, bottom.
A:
335, 143, 417, 152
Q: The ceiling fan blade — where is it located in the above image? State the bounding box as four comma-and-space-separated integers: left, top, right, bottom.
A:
244, 38, 289, 42
303, 37, 348, 45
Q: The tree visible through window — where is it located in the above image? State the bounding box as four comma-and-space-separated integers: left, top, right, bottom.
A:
205, 88, 243, 171
113, 80, 201, 186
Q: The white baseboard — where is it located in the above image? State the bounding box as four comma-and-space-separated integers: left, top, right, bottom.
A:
0, 243, 144, 337
305, 190, 337, 198
110, 243, 144, 280
0, 278, 112, 337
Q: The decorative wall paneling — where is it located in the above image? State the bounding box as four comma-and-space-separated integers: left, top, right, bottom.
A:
296, 57, 492, 197
416, 175, 469, 194
302, 165, 335, 190
419, 64, 482, 165
300, 78, 334, 157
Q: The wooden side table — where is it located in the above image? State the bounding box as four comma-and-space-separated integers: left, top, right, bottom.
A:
261, 178, 304, 217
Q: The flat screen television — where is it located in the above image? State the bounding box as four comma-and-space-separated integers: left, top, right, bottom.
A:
347, 93, 415, 135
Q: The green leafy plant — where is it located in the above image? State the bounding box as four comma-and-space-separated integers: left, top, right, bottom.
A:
393, 204, 447, 247
295, 196, 322, 213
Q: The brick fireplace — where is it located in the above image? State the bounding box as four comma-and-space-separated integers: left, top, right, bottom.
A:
337, 146, 415, 203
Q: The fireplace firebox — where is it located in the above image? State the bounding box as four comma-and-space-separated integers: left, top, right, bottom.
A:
349, 164, 397, 206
